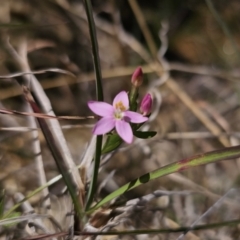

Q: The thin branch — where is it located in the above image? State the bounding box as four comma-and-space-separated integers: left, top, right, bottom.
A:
2, 38, 85, 216
1, 63, 240, 100
0, 68, 75, 79
177, 188, 240, 239
128, 0, 157, 56
0, 107, 94, 120
82, 0, 104, 211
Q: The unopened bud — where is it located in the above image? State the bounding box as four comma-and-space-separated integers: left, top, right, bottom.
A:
131, 67, 143, 87
140, 93, 152, 116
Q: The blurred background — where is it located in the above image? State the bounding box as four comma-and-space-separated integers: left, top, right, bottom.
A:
1, 0, 240, 239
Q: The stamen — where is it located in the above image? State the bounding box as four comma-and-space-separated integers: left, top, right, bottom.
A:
115, 101, 126, 111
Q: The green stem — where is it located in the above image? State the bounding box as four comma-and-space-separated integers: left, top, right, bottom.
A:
85, 136, 103, 210
87, 145, 240, 213
83, 0, 103, 101
129, 87, 138, 111
83, 0, 104, 210
73, 219, 240, 235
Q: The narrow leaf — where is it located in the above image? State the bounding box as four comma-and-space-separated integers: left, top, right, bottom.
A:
134, 131, 157, 139
23, 87, 83, 218
0, 212, 21, 227
88, 145, 240, 212
33, 219, 240, 237
102, 134, 122, 154
83, 0, 104, 210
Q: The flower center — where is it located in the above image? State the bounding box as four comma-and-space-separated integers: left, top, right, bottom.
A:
115, 101, 126, 111
114, 101, 126, 119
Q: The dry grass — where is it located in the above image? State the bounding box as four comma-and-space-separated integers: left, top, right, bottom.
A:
0, 0, 240, 239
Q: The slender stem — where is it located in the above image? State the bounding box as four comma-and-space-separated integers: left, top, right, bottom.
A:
87, 144, 240, 213
83, 0, 103, 101
129, 87, 138, 111
73, 219, 240, 235
85, 136, 103, 210
83, 0, 104, 210
128, 0, 157, 56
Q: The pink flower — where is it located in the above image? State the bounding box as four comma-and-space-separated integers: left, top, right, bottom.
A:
140, 93, 152, 116
131, 67, 143, 87
88, 91, 148, 144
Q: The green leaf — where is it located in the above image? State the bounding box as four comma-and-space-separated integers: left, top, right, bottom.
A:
101, 127, 156, 154
102, 134, 123, 154
2, 180, 57, 220
134, 131, 157, 139
1, 212, 21, 227
83, 0, 104, 210
87, 145, 240, 213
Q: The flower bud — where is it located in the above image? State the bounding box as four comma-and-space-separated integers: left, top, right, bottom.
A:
140, 93, 152, 116
131, 67, 143, 87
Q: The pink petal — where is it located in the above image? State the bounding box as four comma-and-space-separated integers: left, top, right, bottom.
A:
88, 101, 114, 117
131, 67, 143, 87
92, 117, 115, 135
124, 111, 148, 123
115, 120, 133, 144
140, 93, 152, 116
113, 91, 129, 110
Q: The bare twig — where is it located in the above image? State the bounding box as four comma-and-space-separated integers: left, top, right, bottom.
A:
0, 107, 94, 120
2, 38, 84, 214
2, 38, 51, 212
13, 193, 51, 234
167, 173, 240, 210
0, 68, 75, 79
25, 103, 51, 211
0, 124, 93, 132
1, 63, 240, 100
128, 0, 158, 56
177, 188, 240, 239
125, 0, 231, 147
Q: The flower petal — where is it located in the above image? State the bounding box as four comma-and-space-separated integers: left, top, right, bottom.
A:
140, 93, 152, 116
88, 101, 114, 117
113, 91, 129, 110
92, 117, 115, 135
124, 111, 148, 123
115, 120, 133, 144
131, 67, 143, 87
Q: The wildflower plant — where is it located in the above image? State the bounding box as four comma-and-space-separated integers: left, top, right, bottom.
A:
85, 66, 156, 212
77, 0, 240, 235
88, 90, 149, 144
3, 0, 240, 238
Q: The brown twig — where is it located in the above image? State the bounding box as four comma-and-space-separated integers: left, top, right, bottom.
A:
0, 107, 95, 120
128, 0, 230, 147
2, 38, 85, 219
